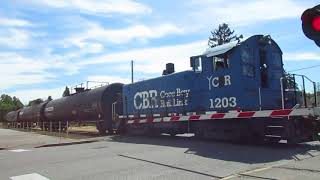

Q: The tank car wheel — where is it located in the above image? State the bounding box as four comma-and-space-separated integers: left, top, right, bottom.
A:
61, 127, 67, 132
98, 128, 107, 135
42, 123, 50, 131
107, 127, 114, 135
96, 121, 107, 135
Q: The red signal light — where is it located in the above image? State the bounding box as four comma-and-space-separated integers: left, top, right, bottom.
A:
312, 16, 320, 31
301, 5, 320, 47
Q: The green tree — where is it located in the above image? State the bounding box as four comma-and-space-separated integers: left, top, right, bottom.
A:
62, 86, 70, 97
13, 96, 24, 109
0, 94, 23, 121
283, 71, 299, 90
208, 23, 243, 47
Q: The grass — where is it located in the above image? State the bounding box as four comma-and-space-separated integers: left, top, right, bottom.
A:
68, 125, 98, 133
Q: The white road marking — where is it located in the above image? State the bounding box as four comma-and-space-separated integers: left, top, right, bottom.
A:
9, 149, 31, 152
10, 173, 50, 180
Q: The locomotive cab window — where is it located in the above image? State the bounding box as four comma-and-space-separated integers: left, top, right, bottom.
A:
213, 53, 229, 71
193, 57, 202, 73
241, 47, 255, 77
271, 52, 282, 68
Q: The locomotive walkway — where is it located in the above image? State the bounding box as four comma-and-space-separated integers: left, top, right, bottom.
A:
0, 128, 320, 180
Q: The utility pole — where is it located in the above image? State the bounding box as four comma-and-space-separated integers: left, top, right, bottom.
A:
317, 82, 320, 106
131, 60, 134, 84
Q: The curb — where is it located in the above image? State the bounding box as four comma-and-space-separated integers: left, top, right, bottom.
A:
34, 140, 99, 148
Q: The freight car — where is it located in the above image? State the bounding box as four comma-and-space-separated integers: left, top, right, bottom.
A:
6, 34, 320, 143
43, 83, 123, 134
5, 110, 19, 122
19, 102, 46, 122
7, 83, 123, 134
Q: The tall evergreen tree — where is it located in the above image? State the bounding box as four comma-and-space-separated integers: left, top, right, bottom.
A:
208, 23, 243, 47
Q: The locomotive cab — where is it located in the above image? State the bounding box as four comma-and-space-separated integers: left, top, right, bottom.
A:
189, 35, 284, 111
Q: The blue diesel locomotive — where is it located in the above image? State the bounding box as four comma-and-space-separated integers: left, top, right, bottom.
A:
123, 35, 284, 116
120, 35, 319, 143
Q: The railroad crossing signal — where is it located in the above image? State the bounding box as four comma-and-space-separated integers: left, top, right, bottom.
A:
301, 5, 320, 47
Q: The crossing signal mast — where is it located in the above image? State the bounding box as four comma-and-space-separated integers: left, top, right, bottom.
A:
301, 5, 320, 47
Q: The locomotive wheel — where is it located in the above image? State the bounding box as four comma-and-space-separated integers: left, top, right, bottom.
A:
194, 129, 205, 139
265, 137, 281, 144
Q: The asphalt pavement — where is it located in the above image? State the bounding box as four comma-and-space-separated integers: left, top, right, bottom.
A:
1, 128, 320, 180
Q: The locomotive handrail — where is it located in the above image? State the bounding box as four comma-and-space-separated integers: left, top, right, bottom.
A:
258, 87, 262, 110
292, 74, 317, 108
280, 77, 285, 109
112, 102, 117, 122
281, 74, 318, 109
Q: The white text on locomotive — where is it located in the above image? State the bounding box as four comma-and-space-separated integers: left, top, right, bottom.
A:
134, 88, 191, 110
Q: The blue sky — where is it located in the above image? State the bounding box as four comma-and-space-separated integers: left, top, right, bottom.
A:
0, 0, 319, 104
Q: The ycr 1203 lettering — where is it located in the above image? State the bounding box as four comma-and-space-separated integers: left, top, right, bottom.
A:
210, 97, 237, 108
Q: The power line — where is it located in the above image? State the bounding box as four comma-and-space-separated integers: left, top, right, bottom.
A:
288, 64, 320, 72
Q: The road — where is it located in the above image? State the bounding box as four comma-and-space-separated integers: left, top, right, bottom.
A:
1, 129, 320, 180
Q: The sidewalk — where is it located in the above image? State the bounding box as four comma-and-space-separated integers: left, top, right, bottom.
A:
228, 148, 320, 180
0, 128, 101, 149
